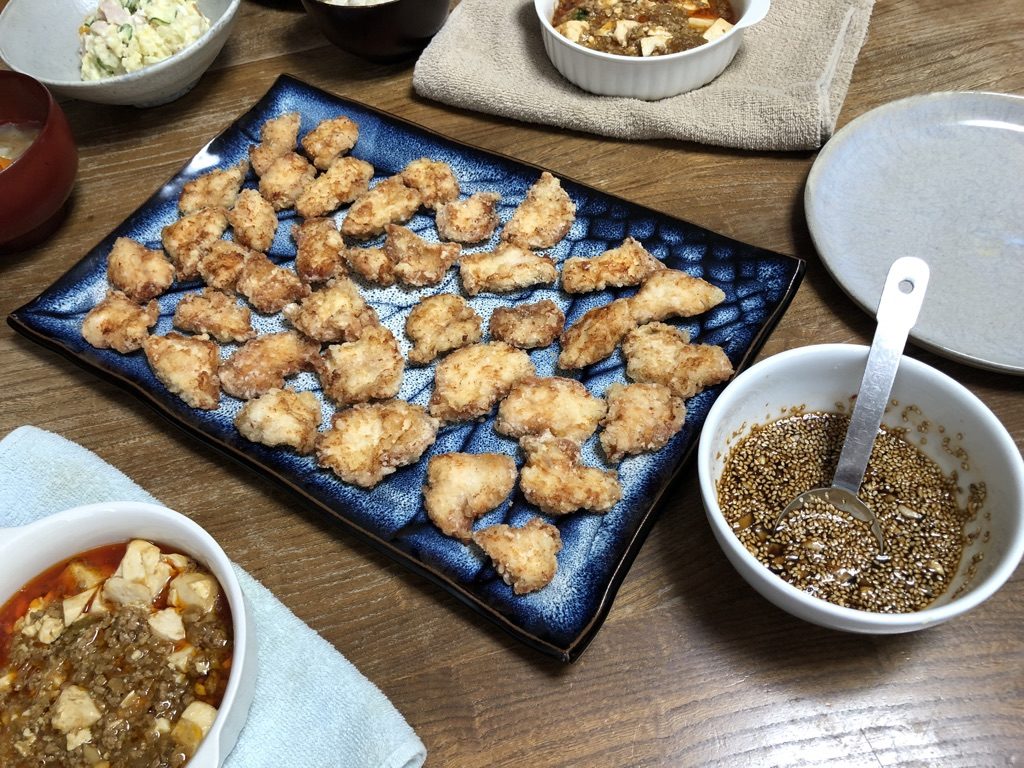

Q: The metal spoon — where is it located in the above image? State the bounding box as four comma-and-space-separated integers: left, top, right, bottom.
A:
774, 256, 931, 554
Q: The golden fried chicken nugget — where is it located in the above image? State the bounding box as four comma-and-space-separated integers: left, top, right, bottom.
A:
107, 237, 175, 302
435, 191, 501, 244
405, 294, 482, 365
301, 115, 359, 171
621, 322, 734, 398
599, 382, 686, 463
316, 325, 404, 407
236, 252, 310, 314
293, 218, 346, 284
519, 433, 621, 515
143, 332, 220, 410
295, 156, 374, 219
557, 298, 636, 370
344, 245, 396, 287
459, 243, 557, 296
282, 277, 379, 343
172, 288, 254, 344
384, 224, 461, 287
162, 207, 229, 281
82, 291, 159, 354
219, 331, 319, 400
429, 342, 535, 422
488, 300, 565, 350
628, 269, 726, 325
501, 171, 575, 250
423, 453, 517, 541
561, 237, 664, 294
400, 158, 459, 210
179, 160, 249, 215
234, 388, 321, 454
197, 240, 250, 292
258, 152, 317, 212
495, 376, 606, 443
340, 176, 422, 240
316, 400, 440, 488
228, 188, 278, 252
250, 112, 301, 177
473, 517, 562, 595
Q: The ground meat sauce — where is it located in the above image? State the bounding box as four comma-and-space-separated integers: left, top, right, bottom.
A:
0, 541, 232, 768
552, 0, 737, 57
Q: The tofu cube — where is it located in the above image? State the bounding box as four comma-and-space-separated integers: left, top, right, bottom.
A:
171, 701, 218, 753
102, 576, 152, 607
63, 587, 98, 626
168, 572, 220, 616
702, 17, 733, 42
148, 608, 186, 643
51, 685, 102, 733
37, 615, 65, 645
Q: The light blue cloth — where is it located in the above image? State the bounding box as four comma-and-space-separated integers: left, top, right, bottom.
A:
0, 425, 427, 768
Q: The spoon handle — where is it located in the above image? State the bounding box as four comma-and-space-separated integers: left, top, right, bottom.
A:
832, 256, 930, 494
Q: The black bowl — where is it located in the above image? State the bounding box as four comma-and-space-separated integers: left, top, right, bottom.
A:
300, 0, 450, 63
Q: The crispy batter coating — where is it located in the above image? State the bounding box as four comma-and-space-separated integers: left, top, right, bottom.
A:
562, 237, 664, 294
179, 160, 248, 215
622, 322, 734, 398
143, 332, 220, 410
161, 207, 229, 281
293, 218, 347, 284
282, 277, 379, 343
250, 112, 300, 177
219, 331, 319, 400
495, 376, 606, 443
301, 115, 359, 171
236, 252, 310, 314
599, 382, 686, 463
228, 188, 278, 252
405, 293, 482, 365
235, 388, 321, 454
488, 300, 565, 350
459, 243, 557, 296
429, 342, 535, 422
520, 433, 621, 515
258, 152, 317, 211
435, 191, 501, 244
501, 171, 575, 250
340, 176, 422, 240
198, 239, 250, 292
316, 325, 404, 407
107, 236, 175, 302
400, 158, 459, 210
557, 298, 636, 369
344, 245, 396, 287
628, 269, 726, 324
473, 518, 562, 595
423, 453, 517, 541
295, 156, 374, 219
316, 400, 440, 488
172, 288, 254, 343
82, 291, 159, 354
384, 224, 461, 287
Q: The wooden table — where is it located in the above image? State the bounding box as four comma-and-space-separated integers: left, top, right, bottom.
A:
2, 0, 1022, 764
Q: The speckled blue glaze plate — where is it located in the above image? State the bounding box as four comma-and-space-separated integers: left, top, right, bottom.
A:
9, 75, 803, 661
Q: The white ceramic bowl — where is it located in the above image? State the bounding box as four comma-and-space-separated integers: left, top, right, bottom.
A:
697, 344, 1024, 633
535, 0, 769, 100
0, 0, 239, 107
0, 501, 256, 768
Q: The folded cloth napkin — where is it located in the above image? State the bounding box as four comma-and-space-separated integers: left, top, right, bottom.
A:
0, 425, 427, 768
413, 0, 875, 150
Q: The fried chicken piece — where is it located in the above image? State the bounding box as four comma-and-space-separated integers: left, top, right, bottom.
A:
228, 188, 278, 252
400, 158, 459, 210
520, 433, 621, 515
501, 171, 575, 250
344, 245, 396, 287
429, 342, 535, 422
489, 300, 565, 350
405, 293, 482, 365
340, 176, 422, 240
561, 237, 664, 294
172, 288, 254, 344
258, 152, 317, 211
282, 277, 379, 343
435, 191, 501, 244
316, 325, 404, 406
599, 382, 686, 463
473, 518, 562, 595
621, 323, 734, 399
250, 112, 301, 177
423, 453, 517, 541
179, 160, 249, 215
459, 243, 557, 296
219, 331, 319, 400
107, 237, 175, 302
301, 115, 359, 171
162, 207, 229, 281
143, 332, 220, 410
234, 388, 321, 454
236, 252, 310, 314
384, 224, 461, 287
628, 269, 726, 324
82, 291, 159, 354
316, 400, 440, 488
557, 298, 636, 369
293, 218, 347, 284
295, 156, 374, 219
197, 240, 250, 292
495, 376, 606, 443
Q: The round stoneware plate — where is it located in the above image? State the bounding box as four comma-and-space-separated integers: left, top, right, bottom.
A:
805, 91, 1024, 375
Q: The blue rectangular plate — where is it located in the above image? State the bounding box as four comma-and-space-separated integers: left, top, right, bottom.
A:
9, 75, 804, 661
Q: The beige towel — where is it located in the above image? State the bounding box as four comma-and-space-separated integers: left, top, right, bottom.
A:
413, 0, 875, 150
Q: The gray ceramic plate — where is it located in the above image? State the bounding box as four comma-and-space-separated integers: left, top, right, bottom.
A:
805, 91, 1024, 375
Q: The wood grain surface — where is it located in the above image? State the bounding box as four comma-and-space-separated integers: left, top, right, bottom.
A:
2, 0, 1022, 765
